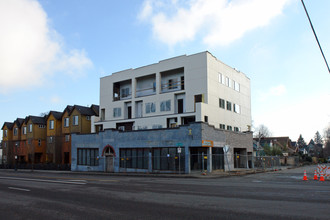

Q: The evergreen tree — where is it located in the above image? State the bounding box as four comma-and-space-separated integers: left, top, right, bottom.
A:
314, 131, 323, 145
297, 134, 306, 149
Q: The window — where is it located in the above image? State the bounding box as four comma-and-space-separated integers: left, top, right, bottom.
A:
23, 126, 26, 135
145, 102, 156, 114
194, 94, 203, 103
73, 115, 79, 125
160, 100, 171, 112
120, 148, 149, 169
49, 136, 53, 143
101, 109, 105, 121
153, 82, 156, 92
219, 98, 225, 109
152, 148, 185, 171
227, 126, 232, 131
168, 79, 177, 90
28, 124, 33, 133
234, 81, 240, 92
220, 124, 226, 130
121, 87, 130, 98
234, 104, 240, 114
77, 148, 99, 166
234, 127, 240, 132
86, 116, 91, 120
218, 73, 222, 83
226, 101, 232, 111
38, 139, 41, 146
4, 130, 7, 137
204, 116, 208, 123
39, 125, 45, 128
49, 120, 54, 129
14, 128, 18, 136
64, 117, 69, 127
113, 108, 121, 117
65, 135, 70, 142
225, 77, 230, 87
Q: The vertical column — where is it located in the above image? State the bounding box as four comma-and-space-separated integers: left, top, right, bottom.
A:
148, 151, 152, 173
156, 72, 161, 95
185, 145, 190, 174
207, 147, 212, 173
131, 78, 136, 119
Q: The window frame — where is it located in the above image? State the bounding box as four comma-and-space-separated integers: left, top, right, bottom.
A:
113, 108, 122, 118
219, 98, 225, 109
73, 115, 79, 126
77, 148, 99, 166
226, 101, 232, 111
49, 120, 54, 130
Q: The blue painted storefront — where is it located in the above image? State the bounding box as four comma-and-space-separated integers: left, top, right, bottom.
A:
71, 122, 253, 173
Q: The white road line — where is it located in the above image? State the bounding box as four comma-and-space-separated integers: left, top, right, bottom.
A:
8, 187, 31, 192
0, 176, 86, 185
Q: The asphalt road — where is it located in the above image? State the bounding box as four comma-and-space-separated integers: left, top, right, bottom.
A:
0, 165, 329, 220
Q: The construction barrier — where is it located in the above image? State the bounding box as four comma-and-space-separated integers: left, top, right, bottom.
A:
317, 165, 330, 179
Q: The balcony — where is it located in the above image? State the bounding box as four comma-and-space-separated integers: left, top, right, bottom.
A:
113, 80, 132, 101
160, 67, 184, 93
136, 74, 156, 97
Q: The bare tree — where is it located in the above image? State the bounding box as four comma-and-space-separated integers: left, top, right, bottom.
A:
254, 124, 271, 139
323, 126, 330, 157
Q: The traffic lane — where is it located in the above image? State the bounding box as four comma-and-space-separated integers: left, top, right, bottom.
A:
0, 178, 286, 220
0, 178, 322, 220
0, 173, 329, 219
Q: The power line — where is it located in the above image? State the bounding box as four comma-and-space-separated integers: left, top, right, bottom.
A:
301, 0, 330, 74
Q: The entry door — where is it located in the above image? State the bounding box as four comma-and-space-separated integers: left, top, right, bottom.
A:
178, 99, 183, 114
106, 156, 114, 172
127, 106, 132, 119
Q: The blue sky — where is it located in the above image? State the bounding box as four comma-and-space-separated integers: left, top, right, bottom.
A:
0, 0, 329, 142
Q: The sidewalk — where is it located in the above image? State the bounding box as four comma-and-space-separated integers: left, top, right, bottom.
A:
0, 166, 295, 178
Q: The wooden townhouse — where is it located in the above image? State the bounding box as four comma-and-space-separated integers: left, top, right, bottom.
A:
12, 118, 25, 163
46, 111, 63, 164
25, 116, 47, 164
1, 122, 14, 164
61, 105, 99, 164
1, 104, 99, 168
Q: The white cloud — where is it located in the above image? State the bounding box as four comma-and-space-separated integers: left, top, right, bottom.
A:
0, 0, 92, 94
50, 95, 61, 104
139, 0, 291, 47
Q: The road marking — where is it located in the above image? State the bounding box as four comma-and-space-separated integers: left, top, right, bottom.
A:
0, 176, 86, 185
8, 187, 31, 192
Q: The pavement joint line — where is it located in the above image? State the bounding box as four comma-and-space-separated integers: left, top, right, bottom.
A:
8, 187, 31, 192
0, 176, 87, 185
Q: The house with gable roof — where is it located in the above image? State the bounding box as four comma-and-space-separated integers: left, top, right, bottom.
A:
1, 122, 14, 164
46, 111, 63, 164
25, 115, 47, 163
12, 118, 25, 163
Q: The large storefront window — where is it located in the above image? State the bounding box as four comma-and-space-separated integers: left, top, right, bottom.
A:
152, 147, 185, 171
77, 148, 99, 166
212, 147, 224, 170
120, 148, 149, 169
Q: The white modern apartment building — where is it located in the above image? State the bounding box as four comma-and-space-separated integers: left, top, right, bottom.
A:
94, 51, 251, 133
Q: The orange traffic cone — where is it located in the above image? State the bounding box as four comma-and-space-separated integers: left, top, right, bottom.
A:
314, 170, 318, 180
319, 175, 325, 181
303, 170, 308, 181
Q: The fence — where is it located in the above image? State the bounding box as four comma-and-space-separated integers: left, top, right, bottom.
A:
0, 163, 71, 171
119, 154, 185, 173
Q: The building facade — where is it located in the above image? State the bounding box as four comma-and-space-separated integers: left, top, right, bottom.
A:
95, 51, 251, 132
72, 51, 253, 173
